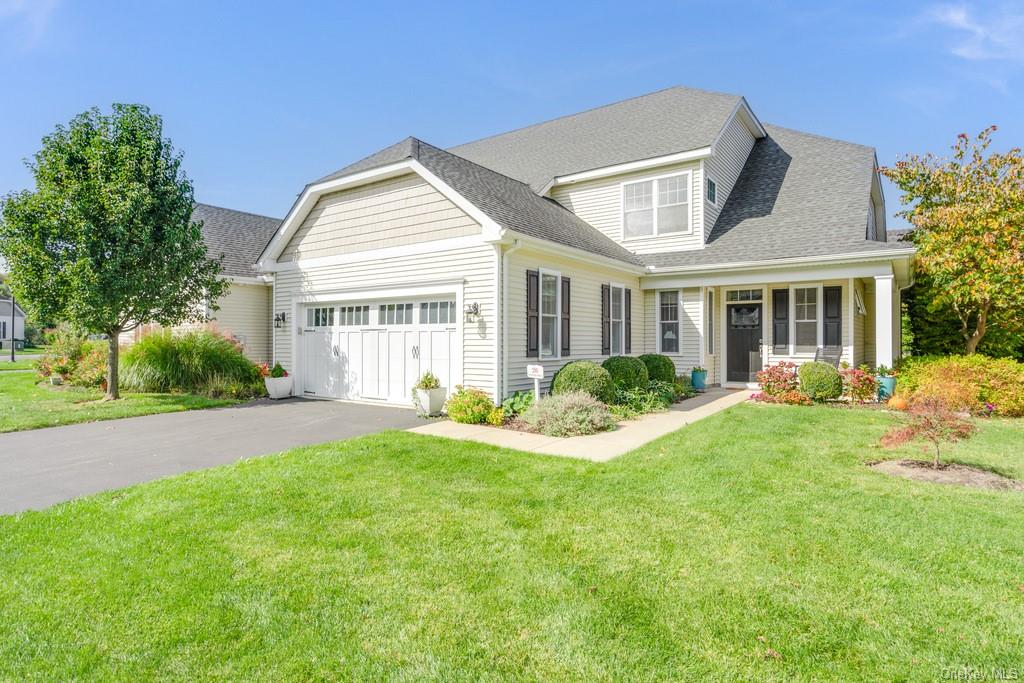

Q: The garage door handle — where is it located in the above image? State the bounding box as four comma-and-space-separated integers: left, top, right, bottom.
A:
411, 345, 419, 359
333, 345, 340, 357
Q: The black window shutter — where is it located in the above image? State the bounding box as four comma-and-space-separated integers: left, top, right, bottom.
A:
772, 289, 789, 353
624, 288, 632, 354
601, 284, 611, 355
823, 286, 842, 347
560, 277, 571, 356
526, 270, 539, 358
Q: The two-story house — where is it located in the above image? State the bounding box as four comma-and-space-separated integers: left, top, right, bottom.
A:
256, 86, 914, 403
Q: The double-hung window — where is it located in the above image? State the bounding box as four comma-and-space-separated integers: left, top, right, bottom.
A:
622, 173, 691, 238
540, 272, 560, 358
792, 286, 820, 353
658, 291, 679, 354
610, 285, 625, 354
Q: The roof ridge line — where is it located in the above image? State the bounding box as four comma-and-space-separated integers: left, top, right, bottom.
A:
193, 202, 281, 222
762, 123, 875, 152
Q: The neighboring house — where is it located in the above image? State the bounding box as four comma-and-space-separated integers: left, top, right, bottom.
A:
0, 298, 27, 348
120, 203, 280, 362
255, 86, 915, 404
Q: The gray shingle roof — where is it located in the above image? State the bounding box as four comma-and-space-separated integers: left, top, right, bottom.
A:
643, 125, 912, 270
448, 86, 743, 192
193, 203, 281, 278
319, 137, 643, 266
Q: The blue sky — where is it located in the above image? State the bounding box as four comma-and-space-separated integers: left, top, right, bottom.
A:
2, 1, 1022, 229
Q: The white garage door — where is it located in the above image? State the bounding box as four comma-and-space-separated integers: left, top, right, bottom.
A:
301, 299, 458, 404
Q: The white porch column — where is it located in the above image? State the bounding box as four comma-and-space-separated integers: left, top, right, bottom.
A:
874, 274, 894, 368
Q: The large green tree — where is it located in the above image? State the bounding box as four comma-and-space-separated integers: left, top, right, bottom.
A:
0, 104, 226, 399
880, 127, 1024, 354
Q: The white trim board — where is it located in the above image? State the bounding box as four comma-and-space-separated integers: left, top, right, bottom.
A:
544, 147, 712, 192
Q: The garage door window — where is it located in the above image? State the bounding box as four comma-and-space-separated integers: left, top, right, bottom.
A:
420, 300, 456, 325
339, 305, 369, 326
379, 303, 414, 325
307, 307, 335, 327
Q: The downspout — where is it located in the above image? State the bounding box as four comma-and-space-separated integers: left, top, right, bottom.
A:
501, 239, 523, 400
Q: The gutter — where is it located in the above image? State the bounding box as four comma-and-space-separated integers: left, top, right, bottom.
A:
644, 247, 917, 276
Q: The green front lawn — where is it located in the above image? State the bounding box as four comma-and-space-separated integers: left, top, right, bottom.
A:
0, 359, 34, 370
1, 404, 1022, 679
0, 371, 239, 432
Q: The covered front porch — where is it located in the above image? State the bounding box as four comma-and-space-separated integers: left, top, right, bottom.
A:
642, 256, 912, 388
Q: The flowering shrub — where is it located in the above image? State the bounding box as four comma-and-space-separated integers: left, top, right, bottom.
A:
897, 355, 1024, 417
840, 367, 878, 403
68, 344, 108, 388
756, 362, 799, 397
752, 389, 813, 406
445, 386, 494, 424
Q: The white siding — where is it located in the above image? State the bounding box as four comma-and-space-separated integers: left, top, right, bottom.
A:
273, 241, 497, 398
643, 287, 702, 376
703, 113, 756, 238
506, 248, 642, 394
550, 160, 704, 254
209, 282, 271, 362
279, 173, 480, 262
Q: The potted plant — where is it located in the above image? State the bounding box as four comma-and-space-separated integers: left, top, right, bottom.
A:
875, 364, 897, 401
263, 362, 292, 399
412, 371, 446, 416
690, 366, 708, 392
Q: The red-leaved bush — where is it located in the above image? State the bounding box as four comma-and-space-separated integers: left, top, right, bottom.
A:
752, 389, 813, 406
756, 362, 799, 396
880, 398, 976, 467
840, 367, 878, 403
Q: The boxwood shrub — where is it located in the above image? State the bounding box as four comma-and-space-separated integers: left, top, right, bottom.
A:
797, 361, 843, 401
638, 353, 676, 383
550, 361, 616, 403
601, 356, 649, 391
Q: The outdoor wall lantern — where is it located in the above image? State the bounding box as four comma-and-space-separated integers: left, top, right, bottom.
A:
464, 302, 480, 321
274, 312, 287, 329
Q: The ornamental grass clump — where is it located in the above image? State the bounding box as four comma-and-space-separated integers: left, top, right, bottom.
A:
121, 329, 262, 397
521, 391, 616, 437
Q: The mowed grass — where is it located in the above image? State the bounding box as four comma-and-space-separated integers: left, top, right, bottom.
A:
1, 404, 1022, 680
0, 360, 34, 371
0, 371, 238, 432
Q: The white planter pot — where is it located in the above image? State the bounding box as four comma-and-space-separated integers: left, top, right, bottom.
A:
264, 375, 293, 400
414, 387, 446, 416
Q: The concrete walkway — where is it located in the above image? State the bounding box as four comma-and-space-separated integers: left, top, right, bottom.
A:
0, 398, 420, 515
409, 388, 752, 462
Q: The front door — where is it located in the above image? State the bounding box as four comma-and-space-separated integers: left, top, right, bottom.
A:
727, 302, 762, 383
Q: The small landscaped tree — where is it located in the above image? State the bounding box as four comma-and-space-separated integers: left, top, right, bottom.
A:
880, 398, 976, 468
0, 104, 226, 399
879, 127, 1024, 355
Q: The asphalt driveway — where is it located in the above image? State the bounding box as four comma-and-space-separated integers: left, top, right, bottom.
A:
0, 398, 421, 515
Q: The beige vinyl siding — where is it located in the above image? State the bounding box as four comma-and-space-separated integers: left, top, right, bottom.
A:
853, 279, 866, 367
703, 113, 756, 239
506, 247, 642, 394
273, 240, 497, 397
279, 173, 481, 262
550, 160, 704, 254
643, 287, 702, 375
209, 282, 271, 362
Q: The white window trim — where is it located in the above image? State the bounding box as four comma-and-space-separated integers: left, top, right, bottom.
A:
789, 283, 824, 356
609, 281, 626, 355
706, 289, 715, 356
656, 290, 681, 355
706, 176, 718, 207
539, 268, 561, 359
721, 285, 767, 389
620, 170, 693, 240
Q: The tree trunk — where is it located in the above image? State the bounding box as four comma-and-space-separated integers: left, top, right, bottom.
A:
934, 442, 940, 468
106, 332, 120, 400
964, 306, 988, 355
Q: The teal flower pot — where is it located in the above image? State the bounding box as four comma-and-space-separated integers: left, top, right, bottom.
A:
691, 369, 707, 392
876, 376, 896, 401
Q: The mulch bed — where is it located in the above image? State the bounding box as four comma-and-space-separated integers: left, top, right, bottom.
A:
870, 459, 1024, 492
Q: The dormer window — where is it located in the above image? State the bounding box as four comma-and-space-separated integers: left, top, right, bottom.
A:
622, 172, 691, 239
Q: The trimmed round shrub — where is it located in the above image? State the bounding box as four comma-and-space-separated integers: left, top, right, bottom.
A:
638, 353, 676, 383
602, 356, 649, 391
521, 391, 617, 437
797, 361, 843, 401
445, 386, 494, 424
121, 329, 262, 396
550, 360, 615, 403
